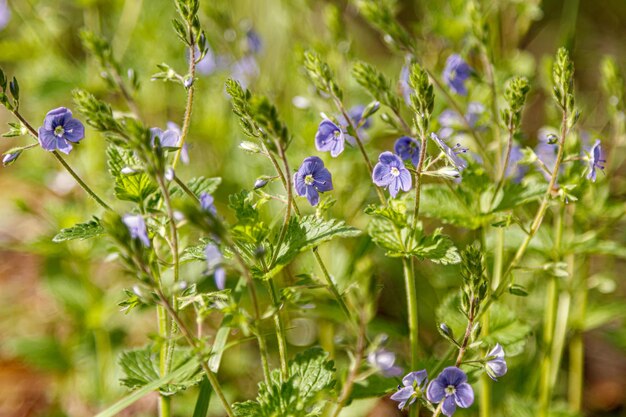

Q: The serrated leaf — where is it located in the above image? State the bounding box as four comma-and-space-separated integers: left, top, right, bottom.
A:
106, 145, 157, 203
53, 218, 104, 242
350, 373, 398, 400
180, 238, 211, 263
492, 181, 545, 212
420, 185, 483, 229
171, 176, 221, 198
119, 346, 202, 395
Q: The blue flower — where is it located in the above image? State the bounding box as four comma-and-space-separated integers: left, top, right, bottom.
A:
315, 119, 351, 157
367, 348, 403, 377
2, 151, 20, 166
535, 127, 559, 180
438, 103, 484, 140
166, 121, 189, 164
246, 29, 263, 54
343, 105, 373, 130
372, 152, 412, 197
205, 244, 226, 290
485, 343, 508, 381
38, 107, 85, 154
504, 144, 527, 183
427, 367, 474, 417
0, 0, 10, 30
586, 139, 606, 182
293, 156, 333, 206
394, 136, 420, 167
123, 214, 150, 247
390, 370, 428, 410
443, 54, 471, 96
200, 192, 217, 215
231, 55, 259, 89
150, 127, 180, 148
431, 133, 468, 172
400, 64, 412, 105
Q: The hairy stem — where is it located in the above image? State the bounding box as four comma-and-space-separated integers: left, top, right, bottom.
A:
268, 278, 289, 379
172, 33, 197, 169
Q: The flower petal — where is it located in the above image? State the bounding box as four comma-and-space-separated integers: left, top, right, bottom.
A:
38, 128, 58, 152
372, 163, 392, 186
439, 367, 467, 386
454, 382, 474, 408
398, 168, 412, 192
441, 395, 457, 417
313, 167, 333, 192
56, 138, 74, 155
305, 185, 320, 206
426, 379, 446, 403
62, 118, 85, 142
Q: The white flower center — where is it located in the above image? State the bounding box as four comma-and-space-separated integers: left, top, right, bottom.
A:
333, 130, 341, 138
445, 385, 456, 395
390, 167, 400, 177
54, 125, 65, 137
304, 174, 314, 185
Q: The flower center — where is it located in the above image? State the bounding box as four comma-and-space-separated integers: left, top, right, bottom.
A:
333, 130, 341, 139
445, 385, 456, 396
304, 174, 315, 185
54, 125, 65, 137
390, 167, 400, 177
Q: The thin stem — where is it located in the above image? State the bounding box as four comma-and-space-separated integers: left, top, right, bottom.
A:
172, 33, 197, 169
269, 142, 292, 267
568, 251, 587, 411
411, 134, 429, 230
268, 278, 289, 379
403, 258, 419, 371
483, 108, 569, 315
481, 46, 501, 173
490, 116, 515, 208
156, 289, 235, 417
330, 310, 367, 417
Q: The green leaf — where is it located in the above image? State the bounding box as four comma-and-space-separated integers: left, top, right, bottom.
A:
119, 346, 202, 395
584, 302, 626, 331
171, 176, 222, 198
192, 377, 213, 417
420, 185, 483, 229
52, 217, 104, 242
232, 347, 335, 417
267, 216, 360, 277
492, 182, 545, 212
106, 145, 157, 203
482, 303, 532, 355
180, 238, 211, 263
350, 373, 397, 400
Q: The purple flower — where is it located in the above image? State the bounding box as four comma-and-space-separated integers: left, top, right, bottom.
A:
166, 122, 189, 164
38, 107, 85, 154
535, 127, 559, 180
343, 105, 373, 130
231, 55, 259, 89
431, 133, 468, 172
443, 54, 471, 96
485, 344, 507, 381
438, 103, 484, 140
293, 156, 333, 206
0, 0, 10, 30
394, 136, 420, 167
205, 244, 226, 290
315, 119, 351, 157
123, 214, 150, 247
586, 139, 606, 182
2, 151, 20, 166
400, 64, 413, 105
427, 367, 474, 416
504, 145, 527, 183
372, 152, 412, 197
390, 370, 428, 410
200, 192, 217, 215
150, 127, 180, 148
246, 29, 263, 54
367, 349, 403, 377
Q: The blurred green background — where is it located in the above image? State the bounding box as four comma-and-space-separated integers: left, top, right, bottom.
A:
0, 0, 625, 416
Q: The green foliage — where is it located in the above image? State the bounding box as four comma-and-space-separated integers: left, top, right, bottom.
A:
303, 50, 343, 100
106, 145, 157, 204
171, 176, 222, 198
552, 48, 576, 116
232, 348, 335, 417
52, 217, 104, 242
408, 62, 434, 134
119, 346, 202, 395
352, 61, 400, 113
355, 0, 415, 53
502, 76, 530, 128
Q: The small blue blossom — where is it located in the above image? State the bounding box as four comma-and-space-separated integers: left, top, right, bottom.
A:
293, 156, 333, 206
427, 367, 474, 417
535, 127, 559, 180
123, 214, 150, 248
231, 55, 259, 89
205, 244, 226, 290
200, 192, 217, 215
246, 29, 263, 54
150, 127, 180, 148
2, 151, 20, 166
443, 54, 472, 96
400, 63, 412, 105
438, 103, 484, 140
394, 136, 420, 167
504, 144, 527, 183
431, 133, 468, 172
343, 105, 373, 130
315, 119, 351, 157
367, 348, 403, 377
485, 343, 508, 381
166, 121, 189, 164
0, 0, 10, 30
38, 107, 85, 154
390, 370, 428, 410
372, 152, 412, 197
586, 139, 606, 182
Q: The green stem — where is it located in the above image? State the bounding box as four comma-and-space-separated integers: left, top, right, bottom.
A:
568, 257, 587, 411
268, 278, 289, 379
12, 110, 112, 211
157, 304, 170, 417
172, 30, 197, 169
538, 276, 558, 417
402, 258, 419, 371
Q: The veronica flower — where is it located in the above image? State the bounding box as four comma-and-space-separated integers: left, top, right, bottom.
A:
484, 344, 508, 381
0, 0, 9, 30
535, 127, 559, 180
246, 29, 263, 54
431, 133, 468, 172
205, 244, 226, 290
150, 127, 180, 148
196, 46, 218, 75
341, 105, 373, 130
394, 136, 420, 167
315, 119, 351, 157
367, 348, 403, 377
2, 151, 20, 166
586, 139, 606, 182
443, 54, 472, 96
123, 214, 150, 247
372, 152, 412, 197
438, 102, 484, 140
166, 122, 189, 164
231, 55, 259, 89
427, 367, 474, 417
200, 192, 217, 215
390, 370, 428, 410
293, 156, 333, 206
504, 144, 527, 183
38, 107, 85, 154
400, 64, 412, 105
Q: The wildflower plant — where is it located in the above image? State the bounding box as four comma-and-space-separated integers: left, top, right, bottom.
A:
1, 1, 625, 417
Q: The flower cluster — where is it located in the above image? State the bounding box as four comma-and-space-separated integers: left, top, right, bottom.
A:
443, 54, 472, 96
